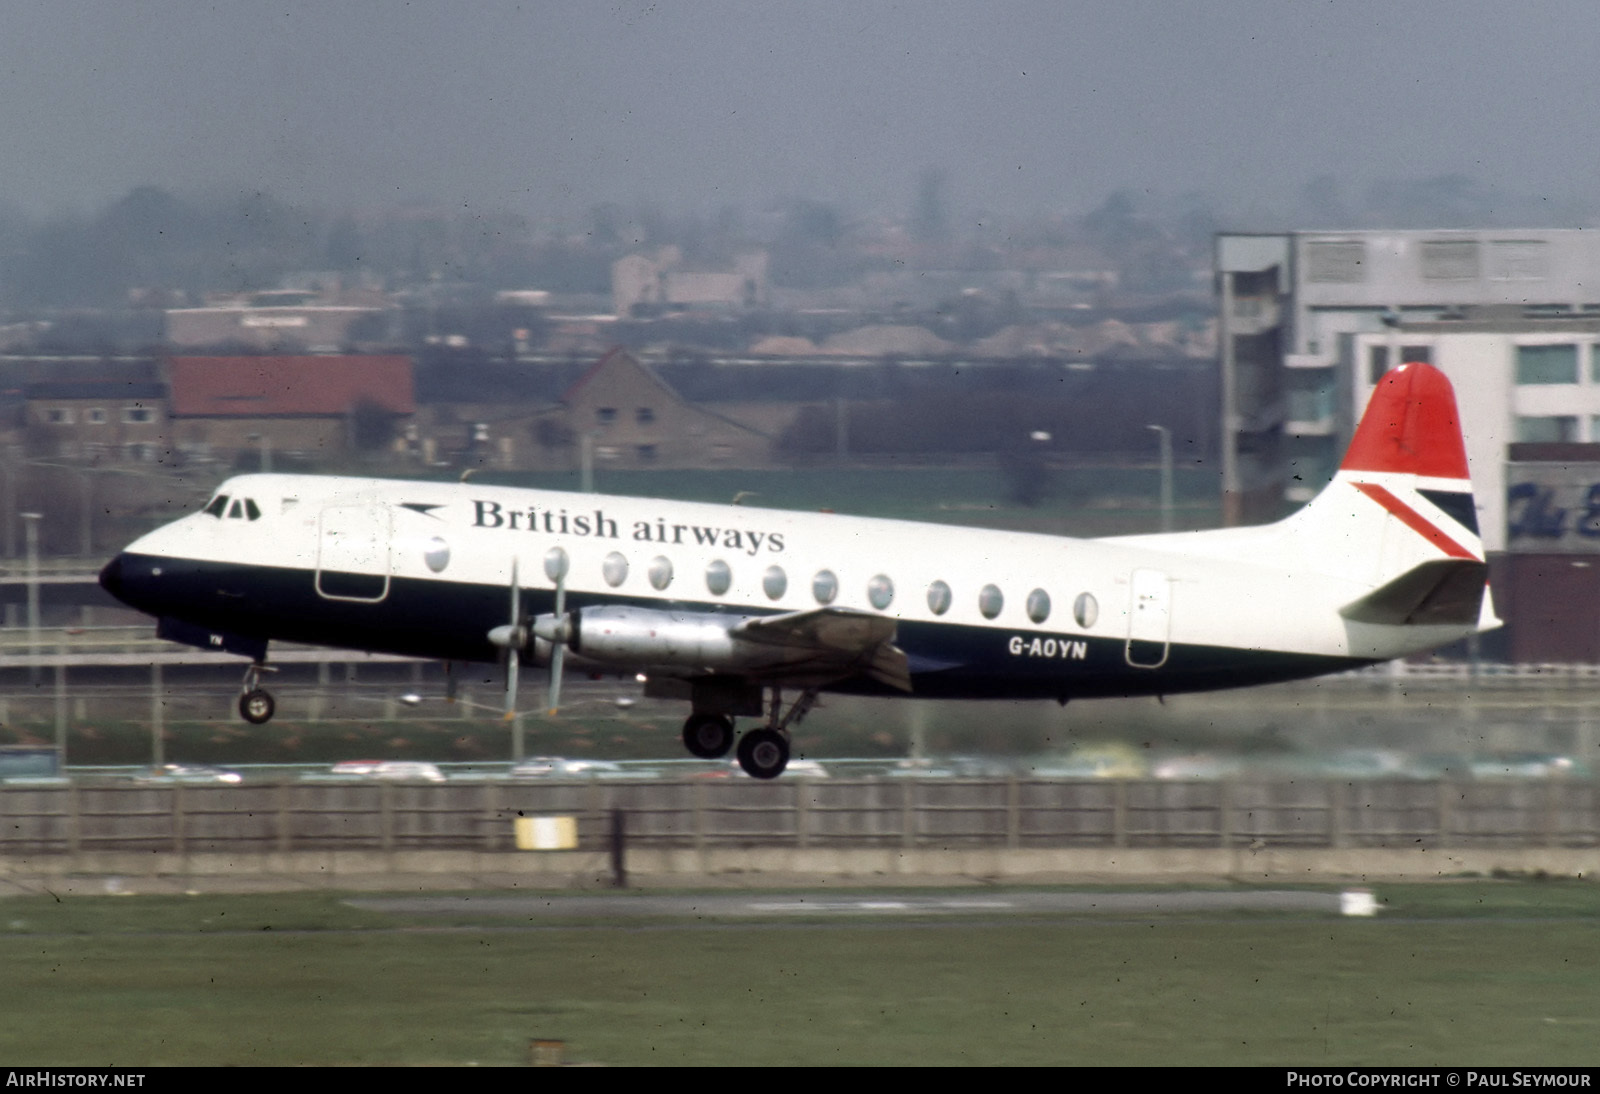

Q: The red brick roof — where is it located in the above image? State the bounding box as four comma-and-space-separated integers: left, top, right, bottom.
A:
167, 356, 415, 417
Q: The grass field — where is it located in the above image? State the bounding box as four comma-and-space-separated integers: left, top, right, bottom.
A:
3, 881, 1597, 1066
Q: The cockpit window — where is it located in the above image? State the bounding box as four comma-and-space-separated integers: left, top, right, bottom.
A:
210, 495, 261, 521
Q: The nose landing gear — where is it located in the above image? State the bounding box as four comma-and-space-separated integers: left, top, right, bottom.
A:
238, 662, 278, 724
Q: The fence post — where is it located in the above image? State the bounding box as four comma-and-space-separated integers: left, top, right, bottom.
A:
172, 784, 185, 856
795, 782, 809, 849
483, 781, 499, 852
1006, 776, 1020, 849
380, 781, 394, 853
1112, 781, 1128, 848
276, 780, 292, 854
693, 779, 707, 852
1218, 780, 1233, 849
67, 783, 80, 856
901, 780, 916, 849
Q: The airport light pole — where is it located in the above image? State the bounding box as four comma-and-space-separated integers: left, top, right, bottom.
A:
1147, 424, 1173, 533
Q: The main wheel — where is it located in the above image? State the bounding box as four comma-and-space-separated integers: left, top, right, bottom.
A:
239, 688, 276, 725
735, 728, 790, 780
682, 713, 735, 759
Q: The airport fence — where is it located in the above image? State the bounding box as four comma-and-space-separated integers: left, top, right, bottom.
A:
1, 776, 1596, 856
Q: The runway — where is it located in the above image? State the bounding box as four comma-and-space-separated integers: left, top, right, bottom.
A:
346, 887, 1351, 921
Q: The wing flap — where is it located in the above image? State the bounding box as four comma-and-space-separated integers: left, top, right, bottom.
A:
733, 608, 912, 692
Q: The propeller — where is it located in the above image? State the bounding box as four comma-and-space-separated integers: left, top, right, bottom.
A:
487, 557, 527, 721
538, 553, 569, 716
490, 549, 572, 720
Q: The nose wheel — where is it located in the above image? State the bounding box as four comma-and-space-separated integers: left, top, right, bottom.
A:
238, 662, 278, 725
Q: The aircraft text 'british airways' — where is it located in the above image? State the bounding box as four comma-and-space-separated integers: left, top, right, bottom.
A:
471, 500, 788, 555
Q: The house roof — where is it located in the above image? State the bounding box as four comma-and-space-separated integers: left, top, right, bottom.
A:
167, 356, 415, 417
561, 346, 681, 406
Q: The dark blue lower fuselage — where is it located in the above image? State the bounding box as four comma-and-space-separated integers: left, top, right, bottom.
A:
100, 551, 1371, 702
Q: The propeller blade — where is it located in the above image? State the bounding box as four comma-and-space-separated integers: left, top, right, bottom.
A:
503, 557, 522, 721
547, 566, 566, 715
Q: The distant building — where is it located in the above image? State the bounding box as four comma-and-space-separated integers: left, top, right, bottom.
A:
166, 355, 414, 465
24, 381, 168, 462
1217, 230, 1600, 530
612, 247, 768, 318
166, 290, 390, 352
541, 347, 772, 470
1217, 229, 1600, 662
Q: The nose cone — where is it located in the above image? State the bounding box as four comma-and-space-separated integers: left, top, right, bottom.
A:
99, 553, 128, 605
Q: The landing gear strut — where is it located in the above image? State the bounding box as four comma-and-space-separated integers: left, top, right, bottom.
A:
238, 662, 278, 725
732, 686, 820, 780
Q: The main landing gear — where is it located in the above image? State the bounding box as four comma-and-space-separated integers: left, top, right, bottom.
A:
238, 662, 278, 725
681, 686, 820, 780
682, 713, 735, 759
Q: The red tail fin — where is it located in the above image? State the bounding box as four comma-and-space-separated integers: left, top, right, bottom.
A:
1340, 362, 1470, 480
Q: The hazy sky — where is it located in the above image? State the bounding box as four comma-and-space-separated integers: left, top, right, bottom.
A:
3, 1, 1597, 224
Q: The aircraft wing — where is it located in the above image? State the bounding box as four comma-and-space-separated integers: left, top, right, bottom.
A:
732, 608, 912, 692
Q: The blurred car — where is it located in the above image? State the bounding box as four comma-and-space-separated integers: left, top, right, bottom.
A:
704, 757, 829, 779
324, 760, 446, 782
329, 760, 385, 777
1027, 743, 1148, 779
510, 757, 624, 779
136, 764, 243, 785
1150, 753, 1245, 780
369, 761, 447, 782
1468, 753, 1582, 779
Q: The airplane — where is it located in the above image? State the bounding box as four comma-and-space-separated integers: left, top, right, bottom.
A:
97, 361, 1498, 779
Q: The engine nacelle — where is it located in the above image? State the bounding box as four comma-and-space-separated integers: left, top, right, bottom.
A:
545, 605, 798, 674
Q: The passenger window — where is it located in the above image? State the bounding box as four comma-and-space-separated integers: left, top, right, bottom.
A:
812, 570, 838, 605
706, 559, 732, 596
978, 584, 1004, 620
1026, 589, 1051, 624
424, 536, 450, 573
648, 556, 673, 591
602, 552, 629, 587
763, 565, 787, 600
544, 546, 569, 582
926, 580, 952, 616
1074, 592, 1099, 629
867, 574, 894, 610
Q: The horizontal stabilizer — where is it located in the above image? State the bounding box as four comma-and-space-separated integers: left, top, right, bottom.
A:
1339, 559, 1488, 626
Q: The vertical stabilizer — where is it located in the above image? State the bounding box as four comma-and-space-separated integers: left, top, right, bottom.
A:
1290, 362, 1493, 628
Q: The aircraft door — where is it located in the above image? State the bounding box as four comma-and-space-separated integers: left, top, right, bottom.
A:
1124, 568, 1171, 669
316, 506, 392, 602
